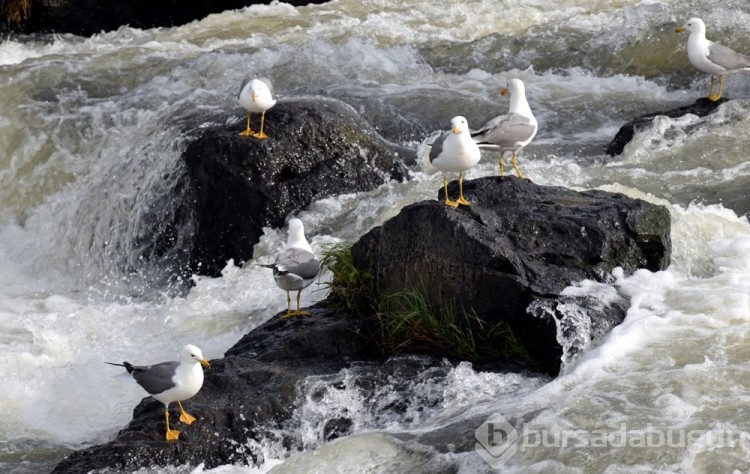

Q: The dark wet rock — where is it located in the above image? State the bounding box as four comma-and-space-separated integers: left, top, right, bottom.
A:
351, 176, 671, 374
52, 304, 374, 473
323, 417, 353, 441
183, 96, 409, 277
14, 0, 328, 36
606, 97, 728, 156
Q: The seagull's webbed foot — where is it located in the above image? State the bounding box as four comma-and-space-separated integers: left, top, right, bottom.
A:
239, 128, 255, 136
443, 198, 459, 208
252, 131, 269, 139
288, 309, 312, 317
456, 196, 471, 206
708, 93, 722, 102
164, 408, 180, 441
178, 401, 196, 425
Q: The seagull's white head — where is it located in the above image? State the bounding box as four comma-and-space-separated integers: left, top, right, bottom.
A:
250, 78, 273, 102
677, 17, 706, 35
181, 344, 210, 368
451, 116, 470, 134
501, 78, 525, 98
286, 218, 313, 253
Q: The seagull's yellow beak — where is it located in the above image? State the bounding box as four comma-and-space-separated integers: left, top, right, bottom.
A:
252, 91, 257, 101
675, 26, 685, 33
199, 359, 210, 368
501, 87, 510, 96
452, 126, 461, 134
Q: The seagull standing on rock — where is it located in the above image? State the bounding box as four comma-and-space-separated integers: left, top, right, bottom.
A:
237, 77, 276, 139
676, 17, 750, 101
263, 218, 321, 318
429, 116, 481, 208
106, 344, 211, 441
471, 78, 537, 179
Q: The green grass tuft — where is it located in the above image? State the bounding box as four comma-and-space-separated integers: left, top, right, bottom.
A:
319, 243, 530, 364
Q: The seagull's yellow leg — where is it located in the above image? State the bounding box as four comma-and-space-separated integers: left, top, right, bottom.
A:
456, 172, 471, 206
239, 111, 254, 136
252, 112, 269, 139
177, 401, 196, 425
498, 153, 505, 176
280, 291, 294, 319
290, 290, 312, 317
511, 152, 526, 179
164, 407, 180, 441
709, 75, 724, 101
707, 75, 715, 100
442, 176, 458, 208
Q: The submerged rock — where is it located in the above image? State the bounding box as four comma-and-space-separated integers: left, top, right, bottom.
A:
605, 97, 728, 156
351, 176, 671, 374
183, 97, 408, 277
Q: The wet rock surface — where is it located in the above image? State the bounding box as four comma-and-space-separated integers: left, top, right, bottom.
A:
351, 176, 671, 373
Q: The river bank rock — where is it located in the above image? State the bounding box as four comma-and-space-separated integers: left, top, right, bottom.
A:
183, 96, 408, 277
605, 97, 728, 156
351, 176, 671, 374
13, 0, 327, 36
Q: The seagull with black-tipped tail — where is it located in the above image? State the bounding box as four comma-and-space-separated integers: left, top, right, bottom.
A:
237, 77, 276, 138
428, 116, 481, 208
471, 78, 537, 179
676, 17, 750, 101
106, 344, 210, 441
262, 218, 321, 318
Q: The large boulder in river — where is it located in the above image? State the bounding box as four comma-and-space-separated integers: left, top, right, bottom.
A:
351, 176, 671, 374
183, 97, 409, 277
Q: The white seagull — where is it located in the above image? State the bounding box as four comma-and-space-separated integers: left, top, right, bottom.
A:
237, 77, 277, 139
263, 218, 321, 318
471, 78, 537, 179
106, 344, 211, 441
676, 17, 750, 101
428, 116, 481, 208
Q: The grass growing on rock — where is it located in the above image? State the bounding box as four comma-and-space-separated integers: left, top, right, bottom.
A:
320, 243, 530, 365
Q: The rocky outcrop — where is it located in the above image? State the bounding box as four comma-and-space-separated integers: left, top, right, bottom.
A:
605, 97, 727, 156
14, 0, 328, 36
351, 176, 671, 373
53, 177, 672, 472
183, 97, 409, 277
52, 304, 374, 473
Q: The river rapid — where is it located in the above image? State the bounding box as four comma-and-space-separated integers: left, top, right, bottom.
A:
3, 0, 750, 472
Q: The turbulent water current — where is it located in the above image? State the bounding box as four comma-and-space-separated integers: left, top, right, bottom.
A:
4, 0, 750, 472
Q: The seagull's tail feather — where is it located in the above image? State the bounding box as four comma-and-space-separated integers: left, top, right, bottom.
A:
105, 361, 135, 373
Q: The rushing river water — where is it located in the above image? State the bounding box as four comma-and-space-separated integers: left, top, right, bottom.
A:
3, 0, 750, 472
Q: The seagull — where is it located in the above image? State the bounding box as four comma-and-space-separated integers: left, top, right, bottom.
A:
471, 78, 537, 179
676, 17, 750, 101
428, 116, 481, 208
106, 344, 210, 441
263, 218, 320, 318
237, 77, 276, 139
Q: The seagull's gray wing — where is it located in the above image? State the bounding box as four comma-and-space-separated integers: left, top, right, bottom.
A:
472, 113, 536, 148
275, 248, 320, 279
708, 42, 750, 71
428, 130, 451, 163
130, 361, 179, 395
238, 77, 251, 99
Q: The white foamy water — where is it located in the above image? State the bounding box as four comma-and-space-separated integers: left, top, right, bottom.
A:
3, 0, 750, 472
